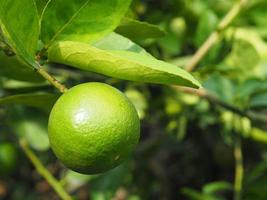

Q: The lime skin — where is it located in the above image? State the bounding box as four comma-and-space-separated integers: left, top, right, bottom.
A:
48, 82, 140, 174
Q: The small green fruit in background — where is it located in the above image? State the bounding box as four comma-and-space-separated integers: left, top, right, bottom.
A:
0, 142, 18, 175
48, 82, 140, 174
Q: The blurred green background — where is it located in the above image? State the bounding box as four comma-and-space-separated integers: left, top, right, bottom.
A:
1, 0, 267, 199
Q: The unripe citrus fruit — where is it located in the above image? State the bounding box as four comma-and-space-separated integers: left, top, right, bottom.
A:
48, 82, 140, 174
0, 142, 17, 175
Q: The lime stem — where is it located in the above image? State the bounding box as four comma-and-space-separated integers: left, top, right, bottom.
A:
35, 63, 68, 93
19, 139, 73, 200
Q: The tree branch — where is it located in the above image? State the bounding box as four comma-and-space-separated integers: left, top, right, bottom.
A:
176, 86, 267, 124
20, 139, 73, 200
234, 138, 243, 200
185, 0, 247, 72
36, 63, 68, 93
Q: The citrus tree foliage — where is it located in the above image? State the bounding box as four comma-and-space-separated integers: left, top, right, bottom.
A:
1, 0, 267, 199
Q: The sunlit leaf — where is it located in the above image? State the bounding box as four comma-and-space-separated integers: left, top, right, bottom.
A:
41, 0, 131, 48
48, 41, 201, 88
92, 32, 148, 55
0, 0, 39, 67
0, 52, 43, 82
8, 108, 50, 151
115, 18, 165, 41
0, 93, 59, 111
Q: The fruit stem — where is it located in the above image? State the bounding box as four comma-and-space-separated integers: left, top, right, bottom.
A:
35, 63, 68, 93
234, 138, 243, 200
19, 139, 73, 200
185, 0, 247, 72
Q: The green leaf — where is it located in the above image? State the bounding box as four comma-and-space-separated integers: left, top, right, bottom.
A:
203, 74, 234, 103
195, 10, 218, 47
8, 108, 50, 151
0, 52, 43, 82
48, 41, 201, 88
15, 118, 50, 151
90, 163, 130, 200
64, 170, 92, 192
224, 39, 260, 80
157, 32, 182, 55
1, 80, 49, 90
246, 160, 267, 183
124, 88, 147, 119
250, 93, 267, 107
0, 93, 59, 111
115, 17, 165, 41
34, 0, 50, 16
41, 0, 131, 48
227, 39, 260, 68
0, 0, 39, 67
181, 188, 221, 200
194, 10, 220, 63
92, 32, 148, 54
236, 78, 267, 99
202, 181, 232, 195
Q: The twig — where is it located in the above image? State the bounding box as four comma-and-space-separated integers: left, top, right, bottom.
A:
36, 63, 68, 93
234, 138, 243, 200
176, 87, 267, 124
19, 139, 73, 200
185, 0, 247, 72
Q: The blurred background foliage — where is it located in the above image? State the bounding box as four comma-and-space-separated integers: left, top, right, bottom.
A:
1, 0, 267, 199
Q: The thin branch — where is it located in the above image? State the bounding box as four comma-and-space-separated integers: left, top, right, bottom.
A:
19, 139, 73, 200
185, 0, 247, 72
185, 32, 219, 72
176, 86, 267, 124
234, 138, 243, 200
36, 63, 68, 93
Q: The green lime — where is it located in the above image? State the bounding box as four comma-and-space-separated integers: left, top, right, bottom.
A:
48, 82, 140, 174
0, 143, 17, 175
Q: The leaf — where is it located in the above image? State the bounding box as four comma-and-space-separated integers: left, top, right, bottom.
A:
48, 41, 201, 88
41, 0, 131, 48
224, 39, 260, 80
124, 88, 147, 119
0, 93, 59, 111
230, 28, 267, 59
115, 17, 165, 41
250, 93, 267, 107
92, 32, 148, 55
195, 10, 218, 47
246, 160, 267, 184
34, 0, 50, 16
202, 181, 232, 195
229, 40, 260, 68
157, 32, 182, 55
8, 108, 50, 151
203, 74, 234, 103
64, 170, 92, 192
2, 80, 49, 90
0, 0, 39, 67
15, 118, 50, 151
194, 10, 220, 63
236, 78, 267, 99
181, 188, 221, 200
0, 52, 43, 82
90, 163, 130, 200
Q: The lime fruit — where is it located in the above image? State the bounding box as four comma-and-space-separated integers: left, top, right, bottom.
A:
48, 82, 140, 174
0, 143, 17, 175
